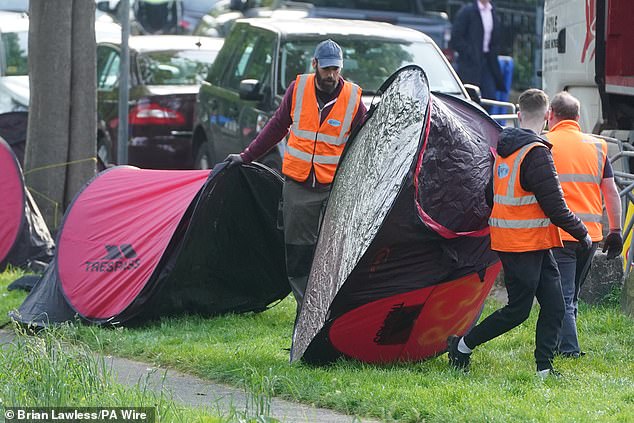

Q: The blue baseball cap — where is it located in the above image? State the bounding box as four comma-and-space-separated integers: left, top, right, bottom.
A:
314, 39, 343, 69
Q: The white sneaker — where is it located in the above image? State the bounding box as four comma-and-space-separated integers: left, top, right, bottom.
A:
537, 368, 562, 379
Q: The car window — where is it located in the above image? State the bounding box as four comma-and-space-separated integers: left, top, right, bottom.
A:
1, 30, 28, 76
225, 27, 274, 91
234, 42, 255, 83
206, 23, 246, 85
138, 49, 218, 85
279, 38, 462, 96
279, 41, 312, 90
97, 46, 120, 90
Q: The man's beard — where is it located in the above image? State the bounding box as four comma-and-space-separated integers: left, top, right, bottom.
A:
316, 71, 337, 94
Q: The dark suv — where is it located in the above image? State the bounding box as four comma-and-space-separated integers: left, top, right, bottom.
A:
274, 0, 451, 50
192, 17, 468, 169
195, 0, 451, 51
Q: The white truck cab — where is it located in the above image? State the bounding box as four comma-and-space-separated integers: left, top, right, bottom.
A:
542, 0, 634, 136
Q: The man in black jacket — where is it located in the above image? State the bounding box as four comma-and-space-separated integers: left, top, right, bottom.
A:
447, 89, 591, 378
450, 0, 505, 102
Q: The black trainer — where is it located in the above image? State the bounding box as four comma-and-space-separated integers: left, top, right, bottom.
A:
447, 335, 471, 371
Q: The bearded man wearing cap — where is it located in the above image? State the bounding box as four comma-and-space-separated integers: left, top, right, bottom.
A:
225, 39, 367, 313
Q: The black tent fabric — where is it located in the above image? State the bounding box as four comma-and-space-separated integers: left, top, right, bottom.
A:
7, 274, 41, 292
0, 137, 55, 273
0, 111, 28, 166
11, 162, 289, 327
10, 262, 77, 325
291, 66, 502, 364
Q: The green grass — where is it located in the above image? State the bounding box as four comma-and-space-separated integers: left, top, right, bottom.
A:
2, 269, 633, 422
0, 323, 228, 422
0, 267, 29, 326
0, 271, 237, 422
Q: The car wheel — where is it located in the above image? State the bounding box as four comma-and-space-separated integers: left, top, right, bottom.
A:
194, 141, 214, 170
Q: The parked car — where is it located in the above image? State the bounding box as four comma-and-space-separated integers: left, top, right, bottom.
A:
0, 0, 122, 26
192, 18, 469, 170
194, 0, 451, 52
97, 0, 219, 35
180, 0, 219, 33
0, 11, 28, 114
0, 9, 121, 114
97, 35, 223, 169
193, 0, 259, 37
97, 0, 178, 35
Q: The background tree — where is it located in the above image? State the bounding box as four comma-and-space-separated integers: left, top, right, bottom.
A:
25, 0, 97, 230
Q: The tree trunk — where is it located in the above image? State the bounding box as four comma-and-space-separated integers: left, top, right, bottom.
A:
67, 1, 97, 209
25, 0, 96, 231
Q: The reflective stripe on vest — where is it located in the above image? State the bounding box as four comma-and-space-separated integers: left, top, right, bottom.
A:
489, 217, 552, 229
556, 140, 604, 184
493, 143, 540, 208
489, 142, 563, 252
286, 145, 341, 165
547, 120, 606, 241
282, 73, 361, 183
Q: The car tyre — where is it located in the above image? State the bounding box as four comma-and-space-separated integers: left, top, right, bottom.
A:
195, 141, 214, 170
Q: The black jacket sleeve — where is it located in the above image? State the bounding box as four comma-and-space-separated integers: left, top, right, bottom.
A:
520, 147, 588, 241
449, 6, 471, 57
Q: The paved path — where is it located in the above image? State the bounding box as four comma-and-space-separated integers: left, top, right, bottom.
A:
0, 329, 379, 423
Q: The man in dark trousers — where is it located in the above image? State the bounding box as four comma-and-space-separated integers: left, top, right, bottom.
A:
447, 88, 591, 378
449, 0, 506, 101
546, 91, 623, 359
225, 39, 366, 312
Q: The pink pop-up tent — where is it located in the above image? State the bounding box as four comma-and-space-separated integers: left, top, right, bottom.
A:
0, 137, 54, 273
12, 162, 289, 326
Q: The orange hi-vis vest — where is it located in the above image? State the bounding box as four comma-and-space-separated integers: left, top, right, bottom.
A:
547, 120, 607, 242
489, 142, 563, 252
282, 73, 361, 184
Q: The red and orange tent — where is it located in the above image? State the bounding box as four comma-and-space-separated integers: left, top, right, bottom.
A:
292, 66, 502, 363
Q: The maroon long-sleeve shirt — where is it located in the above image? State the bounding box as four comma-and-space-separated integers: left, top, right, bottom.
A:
239, 75, 367, 188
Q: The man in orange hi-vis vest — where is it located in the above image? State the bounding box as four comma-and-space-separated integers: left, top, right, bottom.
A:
225, 40, 366, 313
547, 91, 623, 359
447, 89, 591, 378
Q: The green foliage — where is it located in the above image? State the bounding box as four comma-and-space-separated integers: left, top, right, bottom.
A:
236, 366, 291, 423
0, 272, 225, 422
2, 32, 29, 76
0, 324, 197, 421
601, 284, 624, 308
0, 268, 28, 325
1, 270, 633, 422
72, 297, 634, 422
